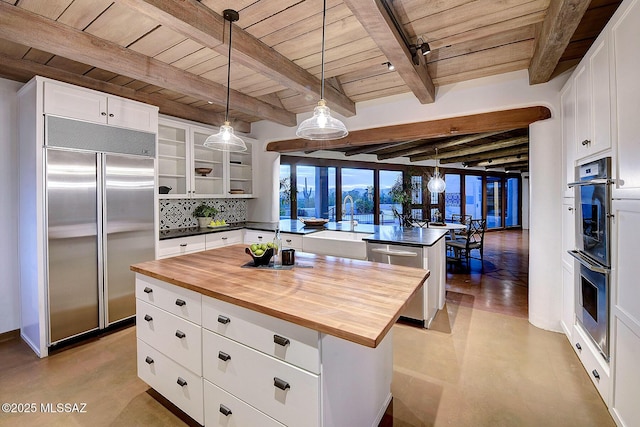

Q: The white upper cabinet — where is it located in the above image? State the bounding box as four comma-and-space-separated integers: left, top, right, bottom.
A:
612, 0, 640, 198
43, 80, 158, 133
157, 117, 255, 199
574, 35, 612, 161
561, 80, 576, 197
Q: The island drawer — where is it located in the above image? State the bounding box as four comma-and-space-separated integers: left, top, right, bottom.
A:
206, 230, 243, 249
243, 229, 274, 244
281, 232, 303, 250
202, 296, 320, 374
137, 339, 204, 424
137, 299, 202, 375
204, 380, 285, 427
158, 234, 206, 258
202, 330, 320, 427
136, 276, 202, 325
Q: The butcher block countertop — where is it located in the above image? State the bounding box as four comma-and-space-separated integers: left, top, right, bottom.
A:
131, 244, 429, 348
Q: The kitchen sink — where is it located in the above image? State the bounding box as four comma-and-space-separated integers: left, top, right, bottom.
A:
302, 230, 373, 260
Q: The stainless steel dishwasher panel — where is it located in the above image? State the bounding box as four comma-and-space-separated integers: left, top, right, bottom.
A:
367, 243, 425, 324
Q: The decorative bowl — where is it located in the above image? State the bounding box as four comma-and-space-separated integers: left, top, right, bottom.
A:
299, 217, 329, 227
245, 247, 273, 266
195, 167, 212, 176
159, 185, 172, 194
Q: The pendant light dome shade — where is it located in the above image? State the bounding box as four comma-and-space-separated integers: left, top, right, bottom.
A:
296, 0, 348, 141
204, 9, 246, 152
296, 99, 348, 140
204, 121, 246, 151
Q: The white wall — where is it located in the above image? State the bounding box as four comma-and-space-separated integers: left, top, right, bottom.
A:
0, 77, 22, 334
252, 69, 569, 332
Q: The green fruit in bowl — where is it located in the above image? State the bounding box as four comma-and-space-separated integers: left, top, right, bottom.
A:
250, 243, 259, 252
254, 249, 264, 256
266, 242, 274, 248
260, 243, 267, 251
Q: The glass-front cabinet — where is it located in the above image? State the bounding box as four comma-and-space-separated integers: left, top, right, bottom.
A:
157, 117, 254, 198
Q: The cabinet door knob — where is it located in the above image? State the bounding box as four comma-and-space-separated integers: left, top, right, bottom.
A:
568, 207, 574, 211
108, 113, 114, 117
175, 330, 186, 339
145, 356, 154, 364
217, 315, 231, 324
218, 351, 231, 362
144, 314, 153, 322
581, 139, 591, 146
101, 112, 107, 116
274, 377, 290, 391
274, 334, 290, 347
143, 287, 153, 293
175, 299, 186, 307
219, 404, 232, 416
177, 377, 188, 387
575, 343, 581, 351
592, 369, 600, 380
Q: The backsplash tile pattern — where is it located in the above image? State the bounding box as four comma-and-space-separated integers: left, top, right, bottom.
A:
159, 199, 247, 229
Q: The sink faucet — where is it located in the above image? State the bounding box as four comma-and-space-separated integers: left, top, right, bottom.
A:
343, 195, 355, 231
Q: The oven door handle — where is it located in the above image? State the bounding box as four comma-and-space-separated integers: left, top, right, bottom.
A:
568, 250, 610, 274
567, 178, 615, 188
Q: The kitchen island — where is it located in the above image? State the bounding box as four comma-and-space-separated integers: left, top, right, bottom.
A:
131, 244, 428, 427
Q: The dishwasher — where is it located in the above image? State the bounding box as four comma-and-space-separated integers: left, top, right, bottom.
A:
367, 242, 437, 328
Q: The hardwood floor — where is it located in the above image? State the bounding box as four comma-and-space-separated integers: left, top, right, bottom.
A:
0, 230, 614, 426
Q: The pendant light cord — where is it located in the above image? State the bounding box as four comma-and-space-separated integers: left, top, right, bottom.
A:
321, 0, 326, 100
225, 15, 233, 123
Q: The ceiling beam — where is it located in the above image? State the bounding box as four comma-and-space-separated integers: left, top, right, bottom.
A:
0, 54, 251, 133
344, 140, 415, 156
0, 2, 296, 126
266, 106, 551, 153
528, 0, 591, 84
342, 0, 435, 104
441, 145, 530, 165
118, 0, 356, 117
429, 136, 529, 162
467, 155, 529, 168
377, 131, 509, 161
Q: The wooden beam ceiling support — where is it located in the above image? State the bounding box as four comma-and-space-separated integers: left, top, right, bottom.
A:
528, 0, 591, 84
440, 145, 529, 165
342, 0, 435, 104
467, 155, 529, 168
346, 139, 423, 157
431, 136, 529, 162
377, 131, 509, 161
0, 54, 251, 133
118, 0, 356, 117
0, 2, 295, 126
266, 107, 550, 153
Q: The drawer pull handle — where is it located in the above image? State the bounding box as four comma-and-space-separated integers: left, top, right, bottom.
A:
144, 314, 153, 322
177, 377, 187, 387
258, 236, 263, 240
219, 404, 232, 416
179, 243, 188, 247
175, 330, 186, 339
218, 315, 230, 324
218, 351, 231, 362
575, 343, 582, 351
274, 335, 290, 347
143, 287, 153, 294
274, 377, 290, 391
221, 237, 228, 240
592, 369, 600, 380
175, 299, 186, 307
145, 356, 154, 364
286, 239, 292, 243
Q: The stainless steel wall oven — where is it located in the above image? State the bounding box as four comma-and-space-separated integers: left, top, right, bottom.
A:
568, 157, 612, 361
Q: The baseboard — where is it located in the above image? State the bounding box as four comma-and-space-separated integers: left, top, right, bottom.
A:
0, 329, 20, 343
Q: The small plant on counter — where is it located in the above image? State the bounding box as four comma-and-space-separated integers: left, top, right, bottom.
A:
193, 203, 218, 227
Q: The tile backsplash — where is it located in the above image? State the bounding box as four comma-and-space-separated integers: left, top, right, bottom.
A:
159, 199, 247, 229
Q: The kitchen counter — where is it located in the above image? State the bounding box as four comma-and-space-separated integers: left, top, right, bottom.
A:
364, 226, 448, 247
131, 244, 428, 348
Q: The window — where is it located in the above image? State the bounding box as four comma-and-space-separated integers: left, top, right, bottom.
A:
486, 176, 503, 228
279, 164, 291, 219
505, 177, 520, 227
444, 173, 461, 220
380, 170, 403, 224
465, 175, 483, 219
296, 165, 335, 219
341, 168, 374, 224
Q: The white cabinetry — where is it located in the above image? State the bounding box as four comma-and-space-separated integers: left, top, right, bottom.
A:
244, 229, 275, 245
574, 35, 612, 161
561, 80, 576, 197
136, 276, 204, 424
281, 232, 304, 251
572, 324, 611, 404
43, 80, 157, 133
157, 235, 206, 259
610, 199, 640, 426
561, 200, 575, 338
205, 230, 243, 249
612, 0, 640, 198
157, 117, 255, 199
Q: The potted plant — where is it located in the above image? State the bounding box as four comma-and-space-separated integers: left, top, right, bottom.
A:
193, 203, 218, 228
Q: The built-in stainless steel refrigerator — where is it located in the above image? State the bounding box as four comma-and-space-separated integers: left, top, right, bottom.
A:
45, 119, 155, 346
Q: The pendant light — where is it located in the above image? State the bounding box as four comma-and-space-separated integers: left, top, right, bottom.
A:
204, 9, 247, 152
427, 147, 446, 193
296, 0, 348, 140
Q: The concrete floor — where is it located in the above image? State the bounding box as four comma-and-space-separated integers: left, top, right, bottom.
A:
0, 230, 614, 426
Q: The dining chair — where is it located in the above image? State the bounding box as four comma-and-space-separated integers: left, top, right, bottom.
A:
446, 218, 487, 271
449, 214, 472, 239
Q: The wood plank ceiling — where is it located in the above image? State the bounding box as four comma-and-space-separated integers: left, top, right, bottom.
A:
0, 0, 621, 170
